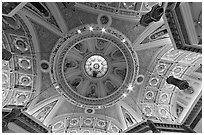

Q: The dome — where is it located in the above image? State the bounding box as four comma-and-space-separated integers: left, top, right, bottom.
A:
50, 24, 139, 109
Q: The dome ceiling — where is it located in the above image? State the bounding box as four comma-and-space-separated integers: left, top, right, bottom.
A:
50, 24, 139, 109
2, 2, 202, 133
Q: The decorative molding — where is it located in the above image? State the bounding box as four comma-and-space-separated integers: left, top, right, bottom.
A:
17, 12, 42, 112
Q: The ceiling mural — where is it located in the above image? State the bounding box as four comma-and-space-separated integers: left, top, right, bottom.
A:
2, 2, 202, 133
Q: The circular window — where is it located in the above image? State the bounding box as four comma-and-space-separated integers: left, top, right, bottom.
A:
50, 25, 138, 108
100, 15, 109, 25
97, 14, 112, 27
40, 60, 50, 72
136, 75, 144, 85
137, 77, 143, 83
85, 108, 95, 114
41, 62, 49, 70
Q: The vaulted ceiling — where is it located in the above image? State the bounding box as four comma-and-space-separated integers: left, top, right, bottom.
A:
2, 2, 202, 133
